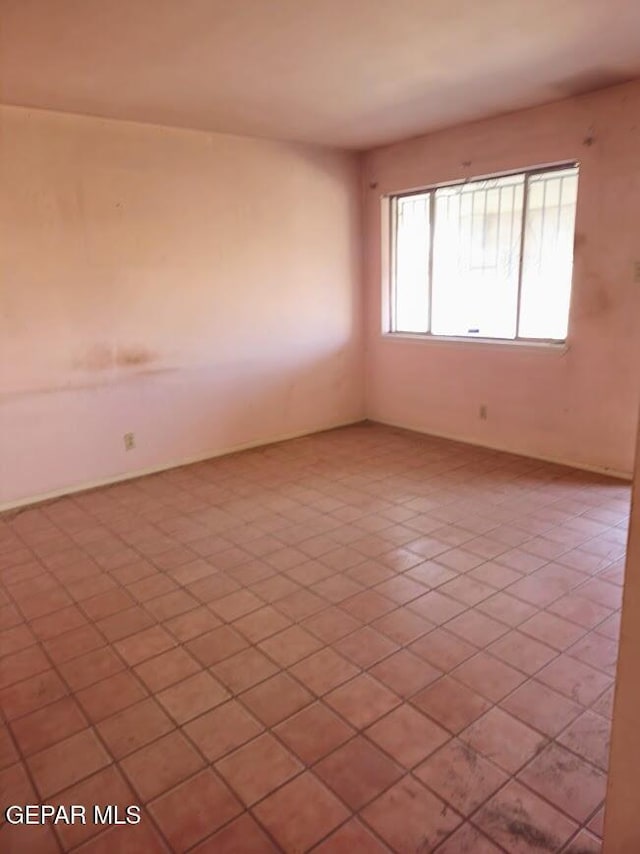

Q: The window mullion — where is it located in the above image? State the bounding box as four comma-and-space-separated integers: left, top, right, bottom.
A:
515, 174, 529, 339
427, 191, 435, 333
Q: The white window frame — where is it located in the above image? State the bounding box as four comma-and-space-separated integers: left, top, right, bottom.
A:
386, 162, 579, 346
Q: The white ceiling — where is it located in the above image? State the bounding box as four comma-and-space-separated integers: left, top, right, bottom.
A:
1, 0, 639, 149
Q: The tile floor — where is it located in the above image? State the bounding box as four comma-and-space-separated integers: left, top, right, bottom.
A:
0, 423, 629, 853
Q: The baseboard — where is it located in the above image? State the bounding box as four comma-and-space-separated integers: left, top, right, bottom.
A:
0, 417, 367, 514
370, 417, 633, 482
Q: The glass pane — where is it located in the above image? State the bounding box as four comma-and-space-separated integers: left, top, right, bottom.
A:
431, 174, 524, 338
519, 167, 578, 339
393, 194, 430, 333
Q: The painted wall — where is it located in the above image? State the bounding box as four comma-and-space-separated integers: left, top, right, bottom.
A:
362, 80, 640, 477
605, 400, 640, 851
0, 106, 364, 507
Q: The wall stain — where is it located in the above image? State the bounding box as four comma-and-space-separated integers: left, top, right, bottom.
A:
116, 345, 157, 367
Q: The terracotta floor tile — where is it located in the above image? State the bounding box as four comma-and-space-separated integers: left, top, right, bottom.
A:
500, 679, 583, 737
488, 630, 557, 676
10, 696, 87, 756
253, 771, 349, 851
113, 624, 176, 666
120, 729, 204, 801
416, 738, 508, 815
191, 813, 278, 853
80, 588, 135, 621
258, 624, 324, 666
27, 728, 110, 797
133, 646, 201, 693
548, 594, 613, 629
434, 823, 503, 853
557, 710, 611, 770
216, 732, 302, 805
276, 588, 327, 620
0, 724, 19, 769
412, 676, 491, 733
149, 769, 242, 851
0, 669, 67, 720
274, 701, 353, 764
361, 776, 461, 852
460, 707, 547, 773
0, 622, 37, 655
164, 605, 222, 641
475, 779, 578, 852
0, 821, 60, 854
313, 817, 390, 853
97, 698, 174, 759
126, 571, 178, 602
69, 819, 167, 853
370, 649, 441, 698
339, 590, 395, 623
185, 698, 263, 761
211, 646, 280, 693
290, 647, 359, 695
59, 646, 125, 691
0, 644, 50, 690
49, 765, 136, 849
407, 559, 458, 588
0, 424, 624, 852
232, 605, 292, 643
409, 627, 477, 671
446, 610, 510, 646
440, 575, 495, 606
371, 607, 433, 644
30, 604, 88, 640
157, 671, 230, 724
452, 650, 526, 701
325, 674, 400, 729
334, 625, 399, 668
144, 590, 198, 622
469, 560, 523, 589
519, 610, 586, 651
408, 590, 467, 624
315, 735, 403, 809
240, 671, 313, 727
537, 655, 613, 706
477, 591, 538, 627
43, 623, 106, 665
366, 703, 449, 768
568, 632, 618, 675
564, 829, 602, 853
518, 742, 607, 822
1, 761, 37, 815
587, 805, 605, 837
302, 607, 361, 643
186, 624, 249, 667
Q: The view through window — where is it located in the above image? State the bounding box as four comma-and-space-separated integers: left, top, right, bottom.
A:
390, 164, 579, 341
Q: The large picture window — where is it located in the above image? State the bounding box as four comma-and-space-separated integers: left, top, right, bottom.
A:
389, 164, 579, 342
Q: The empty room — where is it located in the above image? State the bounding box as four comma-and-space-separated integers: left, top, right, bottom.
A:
1, 1, 640, 852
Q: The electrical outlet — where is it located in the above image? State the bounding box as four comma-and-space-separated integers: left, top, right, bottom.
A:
123, 432, 135, 451
479, 405, 488, 420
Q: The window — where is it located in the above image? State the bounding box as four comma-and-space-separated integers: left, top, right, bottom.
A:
389, 164, 579, 342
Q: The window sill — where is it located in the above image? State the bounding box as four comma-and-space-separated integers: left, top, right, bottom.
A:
381, 332, 569, 353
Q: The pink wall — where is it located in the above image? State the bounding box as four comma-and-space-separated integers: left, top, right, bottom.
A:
0, 106, 364, 508
362, 81, 640, 477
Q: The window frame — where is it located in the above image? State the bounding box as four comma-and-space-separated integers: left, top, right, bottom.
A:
386, 161, 579, 346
